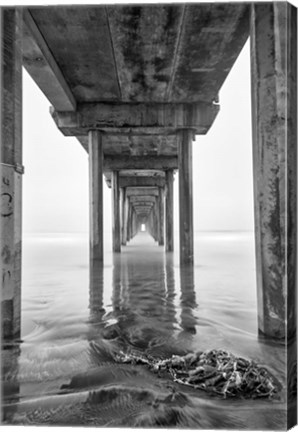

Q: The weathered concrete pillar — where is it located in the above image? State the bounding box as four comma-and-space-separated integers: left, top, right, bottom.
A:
151, 202, 156, 240
158, 187, 165, 246
127, 200, 131, 243
112, 171, 121, 252
121, 188, 127, 246
150, 210, 154, 239
250, 3, 297, 340
132, 210, 137, 238
153, 201, 158, 242
154, 196, 160, 243
125, 196, 129, 242
165, 170, 174, 252
148, 209, 152, 237
89, 130, 103, 264
147, 210, 153, 239
1, 8, 23, 340
179, 130, 194, 265
127, 202, 131, 241
130, 208, 134, 239
119, 187, 123, 242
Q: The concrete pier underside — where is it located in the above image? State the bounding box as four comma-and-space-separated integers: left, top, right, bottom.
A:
0, 3, 296, 340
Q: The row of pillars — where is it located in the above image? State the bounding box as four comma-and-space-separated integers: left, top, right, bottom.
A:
145, 187, 165, 245
89, 129, 193, 263
1, 4, 296, 341
113, 177, 144, 251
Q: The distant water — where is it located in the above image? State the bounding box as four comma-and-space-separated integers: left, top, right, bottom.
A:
2, 231, 287, 428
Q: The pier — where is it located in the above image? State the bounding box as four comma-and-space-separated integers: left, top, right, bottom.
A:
1, 3, 296, 341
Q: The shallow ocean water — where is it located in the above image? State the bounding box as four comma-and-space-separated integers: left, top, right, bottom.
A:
2, 231, 287, 428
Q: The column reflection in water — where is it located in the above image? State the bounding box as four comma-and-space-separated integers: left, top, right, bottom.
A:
1, 344, 20, 423
179, 264, 198, 336
88, 261, 112, 368
113, 243, 179, 356
112, 253, 122, 313
89, 261, 105, 323
164, 253, 178, 333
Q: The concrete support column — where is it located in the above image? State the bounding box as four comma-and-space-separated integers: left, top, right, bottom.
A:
1, 8, 23, 339
155, 196, 160, 243
152, 208, 156, 240
125, 196, 129, 242
147, 210, 153, 239
135, 214, 140, 235
127, 203, 132, 242
158, 187, 165, 246
130, 208, 134, 239
112, 171, 121, 252
179, 130, 194, 265
119, 187, 123, 242
149, 209, 153, 240
132, 210, 137, 238
251, 3, 297, 340
121, 188, 127, 246
89, 130, 103, 264
153, 201, 158, 242
151, 203, 155, 240
165, 170, 174, 252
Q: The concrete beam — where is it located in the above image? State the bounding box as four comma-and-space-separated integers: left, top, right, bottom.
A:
133, 206, 153, 214
105, 174, 166, 189
1, 8, 23, 339
51, 102, 219, 135
119, 176, 166, 189
106, 170, 165, 178
132, 201, 154, 207
23, 5, 249, 105
77, 134, 179, 156
171, 4, 249, 102
119, 170, 166, 177
104, 156, 178, 171
107, 4, 249, 103
251, 3, 297, 340
129, 196, 156, 203
132, 207, 154, 213
133, 207, 153, 212
126, 187, 159, 197
22, 9, 76, 111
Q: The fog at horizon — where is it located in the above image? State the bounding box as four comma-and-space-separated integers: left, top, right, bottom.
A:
23, 40, 254, 235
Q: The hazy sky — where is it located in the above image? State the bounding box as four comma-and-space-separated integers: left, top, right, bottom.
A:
23, 39, 253, 234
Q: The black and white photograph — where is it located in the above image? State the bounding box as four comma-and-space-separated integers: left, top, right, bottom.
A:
1, 0, 297, 429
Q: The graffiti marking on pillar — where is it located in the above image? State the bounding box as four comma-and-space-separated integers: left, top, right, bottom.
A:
2, 269, 12, 285
1, 192, 13, 217
2, 176, 10, 186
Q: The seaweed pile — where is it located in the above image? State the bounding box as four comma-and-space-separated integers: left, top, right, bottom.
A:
115, 349, 279, 400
